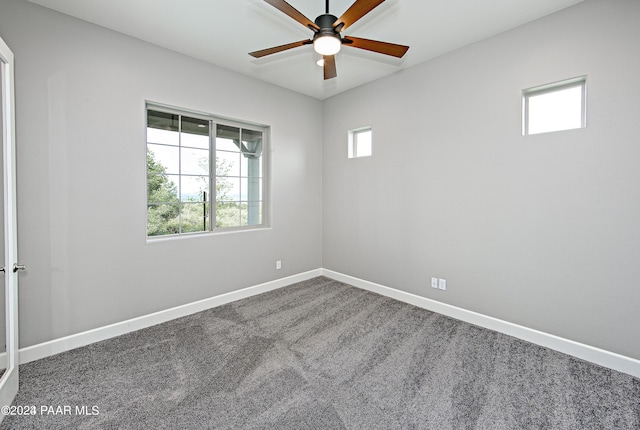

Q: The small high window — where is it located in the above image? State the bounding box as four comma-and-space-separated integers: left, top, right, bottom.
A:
348, 126, 372, 158
523, 76, 586, 135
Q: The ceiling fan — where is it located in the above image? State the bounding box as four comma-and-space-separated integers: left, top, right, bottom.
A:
249, 0, 409, 80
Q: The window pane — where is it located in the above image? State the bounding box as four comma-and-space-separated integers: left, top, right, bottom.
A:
217, 125, 240, 151
148, 110, 179, 133
148, 144, 179, 174
217, 202, 241, 228
254, 158, 262, 178
216, 124, 240, 152
217, 177, 240, 201
242, 201, 262, 226
147, 174, 179, 203
181, 202, 209, 233
216, 137, 239, 152
242, 129, 263, 157
181, 147, 209, 175
240, 154, 248, 177
246, 177, 262, 201
147, 128, 179, 146
181, 131, 209, 149
238, 202, 248, 226
217, 150, 241, 177
244, 153, 261, 178
181, 116, 209, 146
355, 130, 372, 157
181, 176, 209, 202
240, 177, 248, 201
147, 203, 180, 236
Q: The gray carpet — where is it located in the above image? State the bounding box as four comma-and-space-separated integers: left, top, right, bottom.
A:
2, 276, 639, 429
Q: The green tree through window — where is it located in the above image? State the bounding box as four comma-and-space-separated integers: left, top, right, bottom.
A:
147, 150, 180, 236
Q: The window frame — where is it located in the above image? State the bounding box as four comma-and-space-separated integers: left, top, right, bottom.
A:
145, 103, 269, 239
348, 126, 373, 158
522, 76, 587, 136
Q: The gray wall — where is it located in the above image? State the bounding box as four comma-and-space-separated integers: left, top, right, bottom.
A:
323, 0, 640, 359
1, 0, 638, 362
0, 0, 323, 348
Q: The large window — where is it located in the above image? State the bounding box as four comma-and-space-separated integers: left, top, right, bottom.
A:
146, 106, 267, 237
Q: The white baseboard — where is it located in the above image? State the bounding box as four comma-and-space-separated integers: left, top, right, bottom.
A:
19, 267, 640, 379
322, 269, 640, 379
19, 269, 322, 365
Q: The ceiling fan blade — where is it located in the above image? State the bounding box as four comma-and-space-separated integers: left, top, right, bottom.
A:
264, 0, 320, 31
323, 55, 337, 80
343, 36, 409, 58
249, 40, 311, 58
335, 0, 385, 31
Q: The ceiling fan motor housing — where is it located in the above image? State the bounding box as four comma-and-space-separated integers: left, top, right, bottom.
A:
314, 14, 340, 39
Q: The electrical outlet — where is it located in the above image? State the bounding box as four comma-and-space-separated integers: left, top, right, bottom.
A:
431, 278, 439, 289
276, 260, 282, 270
438, 278, 446, 290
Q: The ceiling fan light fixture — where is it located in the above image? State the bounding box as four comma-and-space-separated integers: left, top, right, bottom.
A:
313, 34, 341, 56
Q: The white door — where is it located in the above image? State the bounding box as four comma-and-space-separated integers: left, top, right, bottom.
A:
0, 35, 20, 418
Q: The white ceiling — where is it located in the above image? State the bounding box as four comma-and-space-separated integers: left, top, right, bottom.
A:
26, 0, 584, 100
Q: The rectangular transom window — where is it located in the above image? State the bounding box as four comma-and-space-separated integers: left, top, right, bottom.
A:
523, 76, 586, 135
348, 126, 372, 158
146, 105, 268, 237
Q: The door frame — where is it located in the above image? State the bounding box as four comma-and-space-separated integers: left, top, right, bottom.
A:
0, 35, 19, 415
